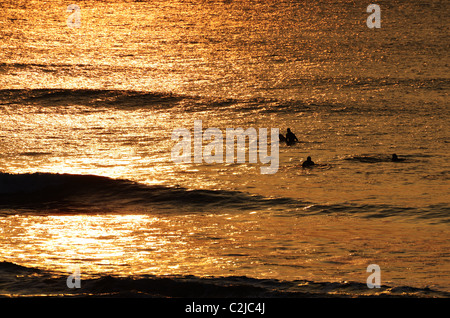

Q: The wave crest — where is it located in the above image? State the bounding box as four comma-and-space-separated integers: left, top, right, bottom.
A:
0, 172, 296, 213
0, 261, 447, 298
0, 172, 447, 223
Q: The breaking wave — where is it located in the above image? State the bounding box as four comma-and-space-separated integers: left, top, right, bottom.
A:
0, 172, 297, 214
0, 172, 448, 223
0, 261, 447, 298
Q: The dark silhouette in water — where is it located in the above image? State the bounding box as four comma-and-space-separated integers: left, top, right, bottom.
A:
302, 156, 315, 168
285, 128, 298, 146
279, 133, 286, 142
345, 154, 407, 163
391, 154, 405, 162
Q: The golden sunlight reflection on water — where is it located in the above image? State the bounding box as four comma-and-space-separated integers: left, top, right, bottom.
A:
0, 212, 448, 291
1, 0, 448, 297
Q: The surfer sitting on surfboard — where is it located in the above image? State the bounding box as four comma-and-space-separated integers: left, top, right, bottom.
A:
302, 156, 315, 168
285, 128, 298, 146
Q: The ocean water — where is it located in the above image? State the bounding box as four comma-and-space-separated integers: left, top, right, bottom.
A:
0, 0, 449, 297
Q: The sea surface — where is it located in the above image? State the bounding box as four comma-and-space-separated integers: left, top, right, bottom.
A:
0, 0, 449, 297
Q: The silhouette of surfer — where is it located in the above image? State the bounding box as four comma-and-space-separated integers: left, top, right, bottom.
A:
391, 154, 405, 162
302, 156, 315, 168
279, 133, 286, 142
285, 128, 298, 146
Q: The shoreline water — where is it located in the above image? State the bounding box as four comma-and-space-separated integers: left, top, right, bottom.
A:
1, 260, 449, 298
1, 199, 449, 296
